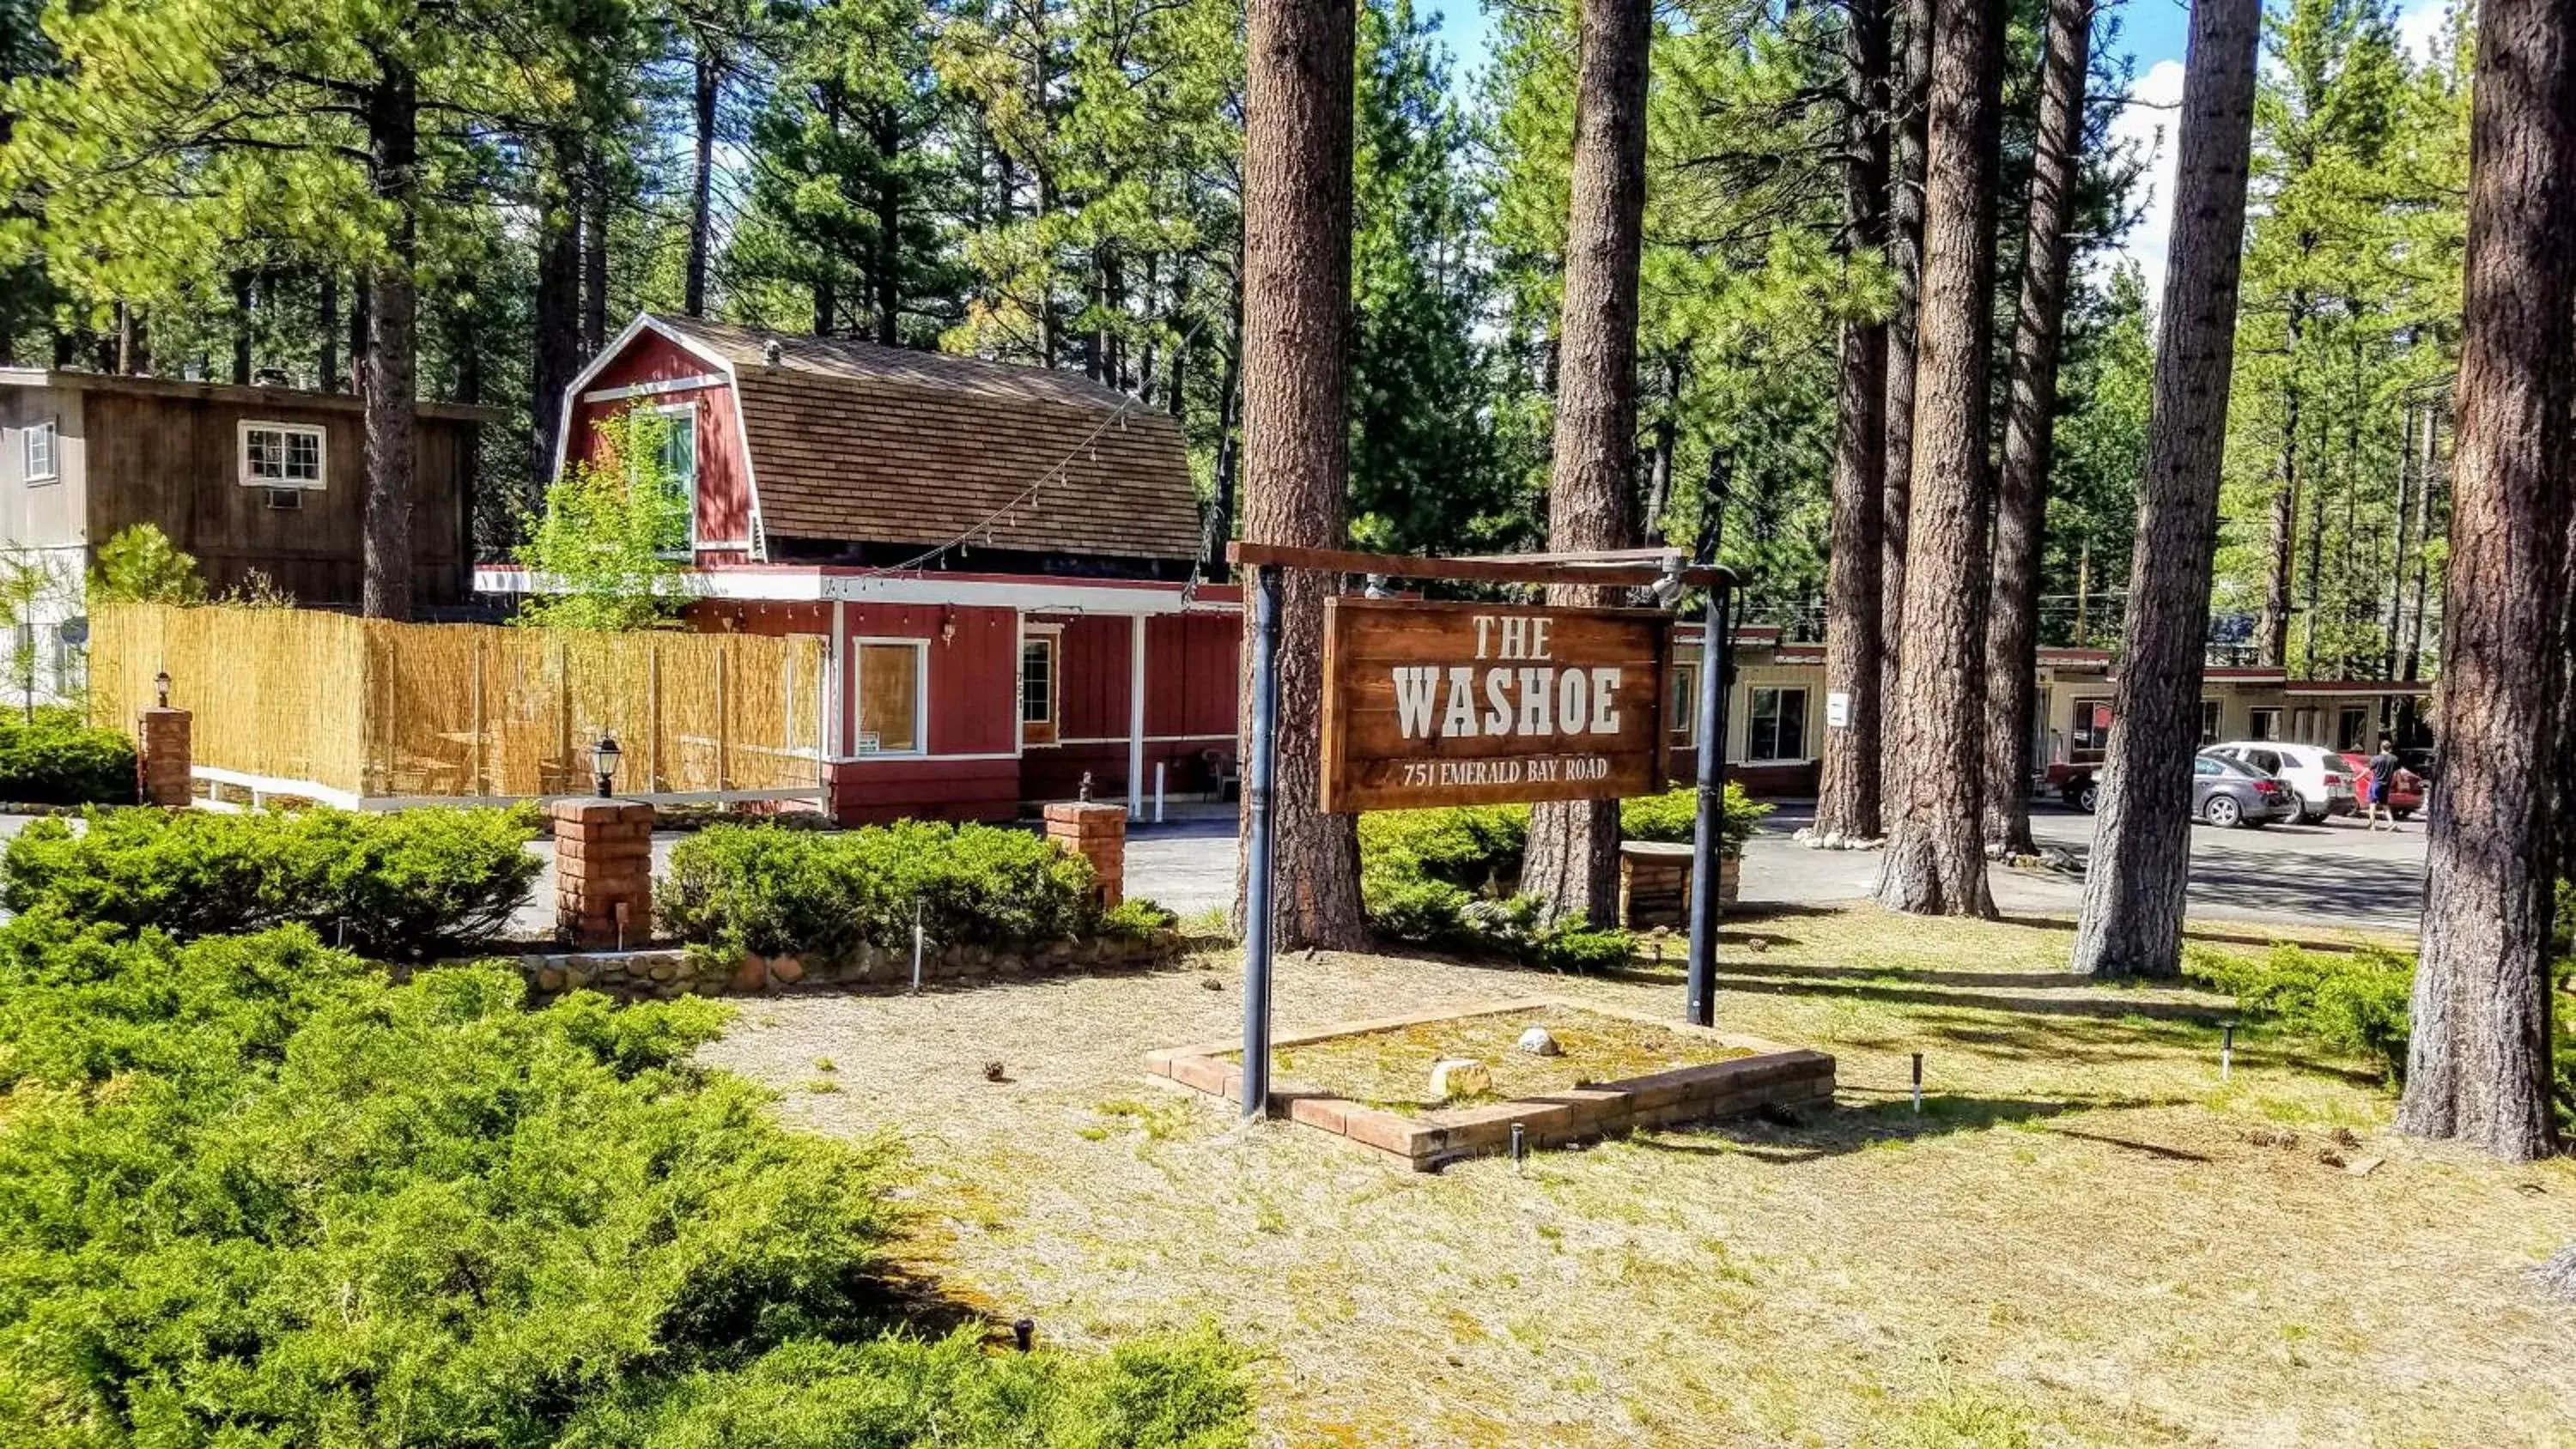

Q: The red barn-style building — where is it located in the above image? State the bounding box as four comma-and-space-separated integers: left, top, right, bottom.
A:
482, 314, 1242, 824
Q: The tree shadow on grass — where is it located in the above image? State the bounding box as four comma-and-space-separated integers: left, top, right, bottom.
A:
1710, 967, 2234, 1024
1630, 1088, 2193, 1163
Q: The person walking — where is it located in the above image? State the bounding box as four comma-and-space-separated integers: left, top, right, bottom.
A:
2365, 736, 2405, 832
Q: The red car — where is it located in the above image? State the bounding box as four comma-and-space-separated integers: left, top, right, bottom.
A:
2338, 752, 2424, 820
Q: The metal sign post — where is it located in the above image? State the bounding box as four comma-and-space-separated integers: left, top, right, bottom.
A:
1237, 564, 1282, 1122
1684, 577, 1734, 1028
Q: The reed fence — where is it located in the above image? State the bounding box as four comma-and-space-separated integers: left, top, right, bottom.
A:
92, 604, 826, 804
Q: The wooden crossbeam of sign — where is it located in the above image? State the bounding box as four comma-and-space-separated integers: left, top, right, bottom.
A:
1227, 541, 1735, 591
1318, 597, 1674, 813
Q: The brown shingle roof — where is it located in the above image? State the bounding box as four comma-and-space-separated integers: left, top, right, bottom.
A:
647, 316, 1202, 564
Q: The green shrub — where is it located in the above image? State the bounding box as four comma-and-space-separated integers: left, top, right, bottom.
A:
0, 803, 543, 959
0, 917, 1249, 1446
0, 707, 136, 804
1100, 897, 1180, 942
663, 821, 1103, 959
2184, 943, 2415, 1083
561, 1329, 1251, 1448
1619, 783, 1771, 858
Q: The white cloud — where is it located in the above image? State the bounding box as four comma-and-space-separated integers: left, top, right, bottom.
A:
2096, 58, 2188, 305
2396, 0, 2456, 65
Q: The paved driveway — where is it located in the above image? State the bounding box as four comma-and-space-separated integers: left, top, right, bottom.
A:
1126, 799, 2428, 936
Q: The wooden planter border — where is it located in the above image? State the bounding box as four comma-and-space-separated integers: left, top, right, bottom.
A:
1145, 995, 1834, 1172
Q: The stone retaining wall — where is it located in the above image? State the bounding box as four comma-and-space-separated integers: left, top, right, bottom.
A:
518, 930, 1185, 1002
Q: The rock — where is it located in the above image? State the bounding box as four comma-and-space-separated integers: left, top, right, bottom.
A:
647, 961, 679, 984
1200, 976, 1225, 991
730, 954, 767, 992
1427, 1058, 1491, 1100
770, 955, 805, 985
535, 967, 566, 993
1743, 937, 1769, 954
1516, 1027, 1560, 1058
2343, 1155, 2383, 1177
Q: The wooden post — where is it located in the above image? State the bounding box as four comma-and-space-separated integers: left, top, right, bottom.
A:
715, 646, 730, 792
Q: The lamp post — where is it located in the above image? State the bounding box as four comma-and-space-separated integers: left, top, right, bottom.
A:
155, 670, 171, 709
590, 731, 622, 798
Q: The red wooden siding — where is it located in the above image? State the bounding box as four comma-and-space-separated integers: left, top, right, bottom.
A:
566, 330, 754, 559
1019, 609, 1238, 801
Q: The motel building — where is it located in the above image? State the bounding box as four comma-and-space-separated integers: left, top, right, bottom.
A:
1674, 625, 2433, 798
483, 314, 2428, 828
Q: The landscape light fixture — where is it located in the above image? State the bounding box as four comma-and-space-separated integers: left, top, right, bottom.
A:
155, 670, 171, 709
591, 731, 622, 798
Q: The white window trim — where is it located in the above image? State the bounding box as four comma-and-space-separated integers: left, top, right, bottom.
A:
1668, 660, 1700, 743
643, 402, 699, 557
1018, 622, 1063, 742
238, 420, 327, 489
22, 420, 59, 484
848, 636, 929, 759
1746, 685, 1809, 763
2248, 706, 2283, 742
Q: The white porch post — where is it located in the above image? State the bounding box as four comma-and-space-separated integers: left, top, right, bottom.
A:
827, 599, 848, 758
1128, 612, 1147, 818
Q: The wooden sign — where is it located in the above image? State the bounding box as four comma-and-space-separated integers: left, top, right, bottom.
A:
1320, 597, 1672, 813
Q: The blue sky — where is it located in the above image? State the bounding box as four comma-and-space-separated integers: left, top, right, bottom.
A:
1423, 0, 2454, 300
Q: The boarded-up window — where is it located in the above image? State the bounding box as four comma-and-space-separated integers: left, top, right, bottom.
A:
854, 642, 922, 754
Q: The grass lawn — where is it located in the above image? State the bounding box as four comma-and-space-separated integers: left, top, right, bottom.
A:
700, 904, 2576, 1447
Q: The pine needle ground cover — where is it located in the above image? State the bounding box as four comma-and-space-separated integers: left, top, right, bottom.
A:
702, 905, 2576, 1447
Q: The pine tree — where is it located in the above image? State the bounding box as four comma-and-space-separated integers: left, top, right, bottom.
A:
2399, 0, 2575, 1161
2069, 0, 2263, 979
1235, 0, 1366, 949
1875, 0, 2004, 917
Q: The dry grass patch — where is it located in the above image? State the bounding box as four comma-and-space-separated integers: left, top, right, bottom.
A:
701, 903, 2576, 1447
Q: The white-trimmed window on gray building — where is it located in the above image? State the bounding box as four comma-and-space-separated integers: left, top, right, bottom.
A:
1747, 686, 1808, 762
240, 421, 325, 488
2248, 706, 2282, 742
22, 421, 58, 483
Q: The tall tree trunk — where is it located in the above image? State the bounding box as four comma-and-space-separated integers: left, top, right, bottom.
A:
1641, 355, 1680, 545
230, 269, 255, 385
1206, 301, 1242, 577
1815, 0, 1891, 845
2399, 0, 2575, 1161
874, 104, 902, 344
2383, 403, 2416, 681
1880, 0, 1932, 802
2067, 0, 2261, 977
319, 272, 341, 391
581, 160, 609, 357
1875, 0, 2004, 917
1980, 0, 2093, 858
2403, 404, 2439, 680
1234, 0, 1367, 949
686, 46, 719, 318
531, 150, 583, 498
2257, 300, 2305, 668
362, 59, 422, 622
1522, 0, 1652, 929
2301, 471, 2326, 675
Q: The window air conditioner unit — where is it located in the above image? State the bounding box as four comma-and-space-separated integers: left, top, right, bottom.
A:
263, 488, 303, 511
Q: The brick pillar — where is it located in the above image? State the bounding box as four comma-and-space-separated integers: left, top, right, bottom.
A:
1043, 801, 1127, 908
551, 798, 655, 948
136, 706, 191, 808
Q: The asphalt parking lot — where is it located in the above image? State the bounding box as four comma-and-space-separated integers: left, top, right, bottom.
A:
1125, 797, 2429, 937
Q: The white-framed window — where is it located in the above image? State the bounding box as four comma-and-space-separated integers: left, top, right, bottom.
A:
1747, 686, 1807, 762
2070, 697, 2113, 761
1668, 661, 1699, 742
2336, 706, 2370, 751
643, 403, 697, 554
1019, 628, 1060, 745
239, 421, 325, 488
2199, 699, 2221, 743
22, 421, 58, 484
2248, 706, 2282, 742
850, 639, 927, 756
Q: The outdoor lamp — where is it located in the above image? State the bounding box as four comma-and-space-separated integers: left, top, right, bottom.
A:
154, 670, 171, 709
591, 731, 622, 798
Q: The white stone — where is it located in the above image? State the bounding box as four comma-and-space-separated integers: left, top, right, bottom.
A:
1516, 1027, 1561, 1058
1427, 1058, 1492, 1100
